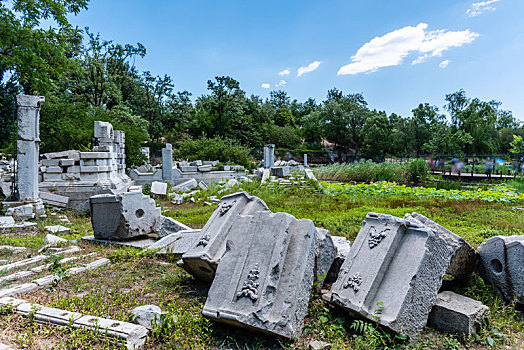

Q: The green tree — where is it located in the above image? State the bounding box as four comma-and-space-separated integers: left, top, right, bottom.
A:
274, 107, 295, 127
509, 135, 524, 155
205, 76, 244, 136
361, 111, 391, 157
410, 103, 439, 156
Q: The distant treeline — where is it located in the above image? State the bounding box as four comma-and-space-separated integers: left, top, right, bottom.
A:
1, 0, 523, 166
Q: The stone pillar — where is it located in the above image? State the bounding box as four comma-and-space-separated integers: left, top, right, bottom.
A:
16, 95, 44, 201
162, 144, 173, 181
304, 154, 308, 167
263, 144, 275, 168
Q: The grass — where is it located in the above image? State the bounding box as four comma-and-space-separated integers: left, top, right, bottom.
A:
0, 178, 523, 349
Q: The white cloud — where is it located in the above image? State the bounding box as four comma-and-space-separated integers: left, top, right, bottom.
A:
297, 61, 321, 77
467, 0, 500, 17
439, 59, 451, 68
276, 79, 286, 87
261, 83, 270, 89
338, 23, 478, 75
278, 69, 290, 76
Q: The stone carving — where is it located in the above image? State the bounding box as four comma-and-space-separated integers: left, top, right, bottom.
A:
368, 227, 388, 248
236, 264, 260, 301
219, 201, 235, 216
344, 272, 362, 293
197, 234, 210, 247
326, 212, 455, 339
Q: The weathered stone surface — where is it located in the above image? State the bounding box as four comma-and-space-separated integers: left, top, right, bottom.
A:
314, 228, 337, 286
190, 160, 202, 166
257, 168, 270, 183
309, 340, 331, 350
148, 230, 201, 254
153, 215, 192, 238
39, 191, 69, 208
202, 211, 320, 338
0, 343, 15, 350
478, 235, 524, 304
327, 213, 454, 338
43, 234, 67, 245
6, 204, 34, 220
16, 95, 44, 201
181, 192, 270, 282
151, 181, 167, 195
44, 225, 70, 235
304, 169, 317, 181
172, 179, 197, 192
427, 291, 489, 337
271, 166, 290, 178
131, 305, 166, 330
198, 165, 212, 172
162, 144, 173, 181
326, 236, 351, 283
407, 212, 477, 278
198, 181, 208, 190
0, 217, 15, 227
180, 165, 198, 172
43, 150, 80, 160
226, 178, 239, 187
263, 144, 275, 168
0, 283, 38, 297
90, 192, 160, 240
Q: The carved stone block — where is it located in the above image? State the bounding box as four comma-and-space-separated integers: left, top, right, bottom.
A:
327, 212, 454, 339
202, 211, 320, 338
181, 192, 270, 282
478, 235, 524, 304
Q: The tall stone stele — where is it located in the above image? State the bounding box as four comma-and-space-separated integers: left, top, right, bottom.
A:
16, 95, 45, 201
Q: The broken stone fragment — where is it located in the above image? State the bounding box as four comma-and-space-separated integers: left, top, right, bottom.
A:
148, 230, 201, 255
427, 291, 489, 337
181, 192, 270, 282
202, 211, 323, 339
150, 181, 167, 195
406, 212, 477, 279
153, 216, 192, 238
131, 305, 166, 330
327, 212, 455, 339
478, 235, 524, 304
325, 236, 351, 283
90, 192, 160, 240
309, 340, 332, 350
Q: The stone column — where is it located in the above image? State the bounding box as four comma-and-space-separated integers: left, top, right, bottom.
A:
162, 143, 173, 181
263, 144, 275, 168
304, 154, 308, 167
16, 95, 45, 201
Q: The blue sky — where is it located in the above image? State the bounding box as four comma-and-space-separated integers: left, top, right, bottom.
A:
67, 0, 524, 121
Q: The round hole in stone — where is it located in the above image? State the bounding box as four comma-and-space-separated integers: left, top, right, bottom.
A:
491, 259, 503, 274
135, 209, 145, 218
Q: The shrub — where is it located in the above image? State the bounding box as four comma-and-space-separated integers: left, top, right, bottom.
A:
314, 162, 406, 183
406, 159, 430, 184
174, 136, 251, 167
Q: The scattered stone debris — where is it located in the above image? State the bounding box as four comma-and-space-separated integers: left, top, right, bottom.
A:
153, 216, 192, 238
271, 166, 290, 178
172, 179, 197, 192
427, 291, 489, 337
131, 305, 166, 330
0, 297, 147, 349
478, 235, 524, 304
43, 234, 67, 245
148, 230, 201, 255
151, 181, 168, 195
44, 225, 71, 235
309, 340, 332, 350
6, 204, 35, 220
39, 191, 69, 208
304, 168, 317, 181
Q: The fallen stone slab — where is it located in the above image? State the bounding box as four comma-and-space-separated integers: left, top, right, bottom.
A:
271, 166, 290, 178
0, 255, 47, 273
153, 215, 192, 238
327, 212, 454, 339
304, 169, 317, 181
0, 343, 14, 350
478, 235, 524, 304
6, 204, 34, 220
326, 236, 351, 283
14, 300, 147, 349
43, 234, 67, 245
427, 291, 489, 337
90, 192, 160, 240
225, 178, 239, 187
181, 192, 270, 282
151, 181, 167, 195
0, 283, 38, 297
314, 228, 337, 286
44, 225, 71, 235
82, 235, 156, 248
0, 217, 15, 227
0, 270, 34, 283
407, 212, 477, 279
131, 305, 166, 330
0, 245, 27, 252
172, 179, 197, 192
198, 181, 208, 190
43, 150, 80, 161
202, 211, 322, 339
39, 191, 69, 208
148, 230, 201, 255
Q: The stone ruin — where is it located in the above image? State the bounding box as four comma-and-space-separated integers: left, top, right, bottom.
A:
39, 121, 131, 212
